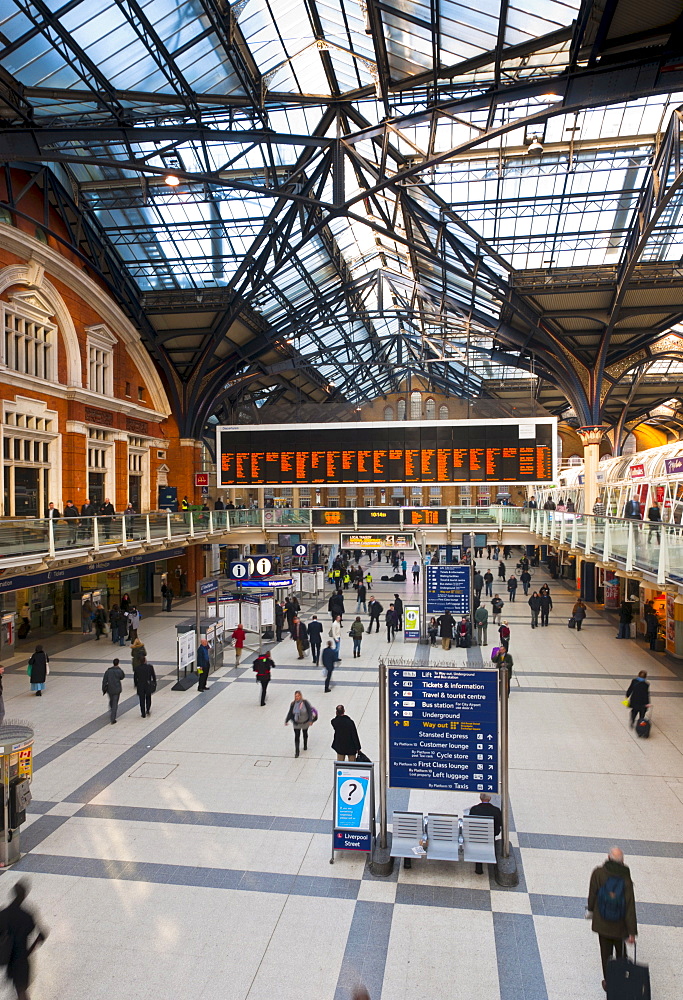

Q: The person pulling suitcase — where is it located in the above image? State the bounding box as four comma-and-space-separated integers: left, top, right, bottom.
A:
586, 846, 642, 994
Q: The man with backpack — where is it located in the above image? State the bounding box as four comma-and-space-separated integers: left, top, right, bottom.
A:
587, 846, 638, 992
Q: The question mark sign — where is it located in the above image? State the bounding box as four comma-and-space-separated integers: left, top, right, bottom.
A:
347, 783, 357, 801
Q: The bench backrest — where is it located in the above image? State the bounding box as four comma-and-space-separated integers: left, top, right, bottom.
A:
392, 811, 424, 841
426, 813, 459, 843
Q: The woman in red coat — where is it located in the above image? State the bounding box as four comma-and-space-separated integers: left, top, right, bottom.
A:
231, 623, 246, 664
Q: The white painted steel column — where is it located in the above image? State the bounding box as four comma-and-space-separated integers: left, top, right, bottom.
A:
626, 521, 634, 572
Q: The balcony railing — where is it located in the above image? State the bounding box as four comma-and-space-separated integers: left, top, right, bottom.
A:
0, 506, 533, 568
528, 509, 679, 587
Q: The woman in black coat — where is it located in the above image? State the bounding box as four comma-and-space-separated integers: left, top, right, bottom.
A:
28, 645, 49, 696
331, 705, 361, 761
497, 560, 506, 581
133, 657, 157, 719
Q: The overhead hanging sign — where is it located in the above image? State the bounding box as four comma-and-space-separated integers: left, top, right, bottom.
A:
426, 565, 471, 616
340, 533, 415, 550
217, 418, 557, 487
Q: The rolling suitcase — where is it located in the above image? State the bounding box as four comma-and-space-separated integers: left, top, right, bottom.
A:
636, 712, 651, 739
606, 943, 650, 999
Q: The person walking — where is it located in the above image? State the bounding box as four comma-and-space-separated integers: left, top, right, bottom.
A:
497, 560, 506, 582
285, 595, 301, 632
645, 608, 659, 650
131, 637, 147, 671
252, 652, 274, 705
63, 500, 79, 545
125, 606, 141, 642
506, 575, 518, 602
587, 847, 637, 992
470, 792, 502, 874
498, 620, 510, 652
647, 501, 662, 543
291, 617, 309, 660
161, 581, 173, 612
133, 656, 157, 718
367, 598, 382, 633
322, 640, 339, 692
108, 604, 121, 645
99, 497, 115, 540
474, 604, 488, 646
484, 570, 493, 597
275, 602, 285, 642
356, 582, 367, 614
93, 603, 106, 640
80, 598, 92, 634
528, 591, 541, 629
437, 610, 455, 650
328, 590, 345, 622
616, 600, 633, 639
0, 880, 48, 1000
27, 645, 48, 697
331, 705, 361, 761
364, 569, 373, 591
385, 604, 399, 642
412, 561, 420, 584
102, 658, 125, 723
0, 664, 5, 726
393, 594, 403, 628
350, 616, 364, 658
539, 589, 553, 627
307, 615, 323, 665
330, 615, 342, 656
473, 571, 483, 600
231, 622, 247, 664
493, 646, 514, 695
626, 670, 650, 728
285, 690, 316, 757
572, 599, 587, 631
491, 594, 504, 625
520, 568, 531, 595
197, 638, 211, 691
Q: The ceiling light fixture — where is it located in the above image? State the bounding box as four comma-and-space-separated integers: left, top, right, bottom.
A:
164, 174, 180, 187
526, 137, 544, 154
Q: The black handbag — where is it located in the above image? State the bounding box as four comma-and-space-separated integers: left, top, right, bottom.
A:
356, 751, 371, 763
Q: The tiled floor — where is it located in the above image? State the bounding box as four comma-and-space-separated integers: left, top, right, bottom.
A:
2, 555, 682, 999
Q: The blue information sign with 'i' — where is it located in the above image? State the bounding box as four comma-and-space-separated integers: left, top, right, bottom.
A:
388, 667, 499, 793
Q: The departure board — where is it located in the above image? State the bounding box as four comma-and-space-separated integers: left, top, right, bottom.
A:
217, 419, 556, 487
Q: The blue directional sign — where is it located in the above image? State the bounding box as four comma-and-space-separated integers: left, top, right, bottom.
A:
388, 667, 499, 793
426, 564, 471, 615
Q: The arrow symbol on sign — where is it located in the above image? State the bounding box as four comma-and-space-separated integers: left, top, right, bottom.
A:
393, 701, 399, 706
393, 711, 399, 716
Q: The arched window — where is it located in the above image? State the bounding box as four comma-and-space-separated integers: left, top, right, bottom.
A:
425, 398, 436, 420
439, 404, 449, 420
383, 405, 393, 421
410, 391, 421, 420
397, 398, 406, 420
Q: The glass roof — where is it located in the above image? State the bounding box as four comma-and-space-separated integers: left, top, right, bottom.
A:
1, 0, 683, 419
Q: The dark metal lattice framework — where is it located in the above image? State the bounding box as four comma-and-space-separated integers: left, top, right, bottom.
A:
1, 0, 683, 445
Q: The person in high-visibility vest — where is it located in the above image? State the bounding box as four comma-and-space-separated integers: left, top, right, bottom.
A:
364, 571, 372, 591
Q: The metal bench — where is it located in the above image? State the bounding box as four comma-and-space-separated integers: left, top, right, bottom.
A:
390, 811, 425, 864
462, 815, 497, 866
425, 813, 460, 862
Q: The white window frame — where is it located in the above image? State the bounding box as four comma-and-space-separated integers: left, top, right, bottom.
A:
85, 324, 116, 397
1, 397, 59, 517
0, 291, 57, 383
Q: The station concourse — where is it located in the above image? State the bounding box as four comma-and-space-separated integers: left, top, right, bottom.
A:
0, 546, 676, 1000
